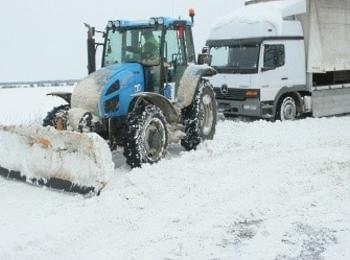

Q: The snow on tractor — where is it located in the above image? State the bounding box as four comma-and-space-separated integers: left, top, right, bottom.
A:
0, 12, 217, 195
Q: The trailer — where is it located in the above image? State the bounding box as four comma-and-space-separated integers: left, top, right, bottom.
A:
203, 0, 350, 120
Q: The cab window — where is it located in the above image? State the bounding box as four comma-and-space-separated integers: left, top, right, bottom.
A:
184, 26, 195, 63
164, 27, 186, 65
263, 44, 285, 70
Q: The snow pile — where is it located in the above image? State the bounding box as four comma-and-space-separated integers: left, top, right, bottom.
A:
0, 125, 114, 189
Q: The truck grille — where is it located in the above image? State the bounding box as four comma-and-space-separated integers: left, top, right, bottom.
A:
214, 88, 247, 101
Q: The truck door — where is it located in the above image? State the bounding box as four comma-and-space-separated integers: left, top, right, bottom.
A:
258, 41, 288, 102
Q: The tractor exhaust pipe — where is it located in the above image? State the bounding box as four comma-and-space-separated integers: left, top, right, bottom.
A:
84, 23, 96, 75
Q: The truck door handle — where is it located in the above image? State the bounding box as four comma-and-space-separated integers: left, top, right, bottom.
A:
281, 77, 288, 80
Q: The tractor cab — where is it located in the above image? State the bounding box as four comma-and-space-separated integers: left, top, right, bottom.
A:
87, 17, 196, 101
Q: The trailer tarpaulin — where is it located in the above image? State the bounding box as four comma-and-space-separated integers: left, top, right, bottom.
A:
307, 0, 350, 73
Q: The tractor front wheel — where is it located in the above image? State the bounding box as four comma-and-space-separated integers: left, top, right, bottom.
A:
123, 105, 168, 168
43, 104, 70, 130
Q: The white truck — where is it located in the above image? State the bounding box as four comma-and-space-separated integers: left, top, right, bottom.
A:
203, 0, 350, 120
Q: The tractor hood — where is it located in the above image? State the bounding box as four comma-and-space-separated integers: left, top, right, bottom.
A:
71, 63, 142, 116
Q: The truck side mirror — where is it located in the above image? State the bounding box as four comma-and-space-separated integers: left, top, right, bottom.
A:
202, 46, 209, 54
198, 54, 212, 65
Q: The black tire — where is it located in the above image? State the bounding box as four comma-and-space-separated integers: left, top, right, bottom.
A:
42, 105, 70, 127
181, 80, 217, 151
276, 95, 298, 121
123, 105, 168, 168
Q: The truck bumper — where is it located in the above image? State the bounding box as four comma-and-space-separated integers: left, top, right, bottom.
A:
217, 99, 274, 119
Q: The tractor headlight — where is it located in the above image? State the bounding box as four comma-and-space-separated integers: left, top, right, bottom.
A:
149, 18, 157, 25
113, 20, 121, 27
107, 21, 114, 29
107, 20, 121, 29
157, 17, 164, 25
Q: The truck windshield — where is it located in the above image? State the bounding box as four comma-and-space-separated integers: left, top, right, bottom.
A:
103, 28, 162, 67
210, 45, 260, 73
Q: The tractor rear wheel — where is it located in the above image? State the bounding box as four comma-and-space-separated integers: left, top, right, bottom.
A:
123, 105, 168, 168
181, 80, 217, 151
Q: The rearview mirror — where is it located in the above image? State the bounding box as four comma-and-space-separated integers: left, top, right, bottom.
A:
198, 54, 212, 65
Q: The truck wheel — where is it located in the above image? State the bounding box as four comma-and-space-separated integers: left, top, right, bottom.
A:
123, 105, 168, 168
43, 105, 70, 129
181, 80, 217, 151
276, 96, 297, 121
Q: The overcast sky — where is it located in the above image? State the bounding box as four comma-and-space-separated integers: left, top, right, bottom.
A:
0, 0, 243, 82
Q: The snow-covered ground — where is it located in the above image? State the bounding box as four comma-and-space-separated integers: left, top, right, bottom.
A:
0, 86, 74, 125
0, 87, 350, 260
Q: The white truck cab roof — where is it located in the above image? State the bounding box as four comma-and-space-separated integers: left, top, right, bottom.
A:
208, 0, 306, 42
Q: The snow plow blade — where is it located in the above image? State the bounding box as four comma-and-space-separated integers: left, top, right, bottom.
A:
0, 125, 114, 195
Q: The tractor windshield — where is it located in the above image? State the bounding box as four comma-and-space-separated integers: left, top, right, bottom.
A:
103, 28, 162, 67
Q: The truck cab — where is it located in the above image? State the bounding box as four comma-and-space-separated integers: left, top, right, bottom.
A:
206, 0, 350, 121
205, 0, 308, 120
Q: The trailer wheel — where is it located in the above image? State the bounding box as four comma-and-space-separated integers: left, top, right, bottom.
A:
123, 105, 168, 168
181, 80, 217, 151
43, 105, 70, 129
276, 96, 297, 121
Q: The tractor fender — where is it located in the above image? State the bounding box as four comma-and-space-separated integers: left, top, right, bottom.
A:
47, 92, 72, 106
177, 64, 216, 109
131, 92, 179, 124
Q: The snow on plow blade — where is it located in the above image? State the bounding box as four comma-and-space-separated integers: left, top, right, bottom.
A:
0, 125, 114, 195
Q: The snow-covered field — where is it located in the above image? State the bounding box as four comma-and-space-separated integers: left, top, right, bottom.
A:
0, 86, 74, 125
0, 87, 350, 260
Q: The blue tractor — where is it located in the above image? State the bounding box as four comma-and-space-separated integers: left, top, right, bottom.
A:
44, 14, 217, 168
